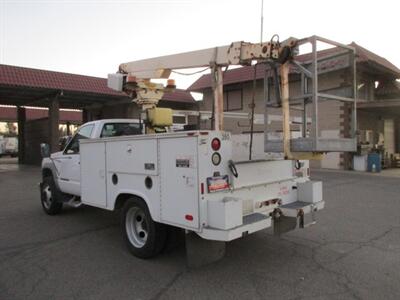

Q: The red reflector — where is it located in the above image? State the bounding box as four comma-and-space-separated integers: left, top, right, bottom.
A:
211, 138, 221, 151
201, 183, 204, 194
127, 75, 137, 83
185, 214, 194, 221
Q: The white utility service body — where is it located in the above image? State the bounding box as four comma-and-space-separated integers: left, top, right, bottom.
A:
79, 130, 324, 241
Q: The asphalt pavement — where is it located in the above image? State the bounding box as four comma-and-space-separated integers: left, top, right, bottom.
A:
0, 163, 399, 300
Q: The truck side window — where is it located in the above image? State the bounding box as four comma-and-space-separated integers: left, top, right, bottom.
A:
64, 124, 94, 154
100, 123, 141, 138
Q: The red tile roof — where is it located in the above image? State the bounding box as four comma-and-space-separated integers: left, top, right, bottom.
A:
350, 42, 400, 75
0, 64, 195, 104
0, 64, 123, 96
188, 43, 400, 91
162, 89, 195, 103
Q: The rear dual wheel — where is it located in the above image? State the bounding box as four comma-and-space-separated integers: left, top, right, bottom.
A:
121, 197, 167, 258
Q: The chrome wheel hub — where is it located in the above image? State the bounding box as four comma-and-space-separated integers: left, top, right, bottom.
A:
42, 184, 52, 209
125, 207, 148, 248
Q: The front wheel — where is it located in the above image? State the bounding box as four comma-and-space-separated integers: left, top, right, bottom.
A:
40, 176, 63, 215
121, 197, 167, 258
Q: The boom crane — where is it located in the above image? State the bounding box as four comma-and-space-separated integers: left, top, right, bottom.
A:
108, 37, 298, 132
108, 35, 357, 158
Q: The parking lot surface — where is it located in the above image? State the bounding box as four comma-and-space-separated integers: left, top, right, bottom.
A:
0, 163, 399, 300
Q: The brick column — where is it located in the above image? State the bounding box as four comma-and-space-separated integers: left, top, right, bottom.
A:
66, 121, 71, 136
49, 96, 60, 153
82, 109, 90, 123
339, 103, 353, 169
17, 106, 26, 164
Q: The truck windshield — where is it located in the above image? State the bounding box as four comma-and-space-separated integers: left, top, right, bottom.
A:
100, 123, 141, 138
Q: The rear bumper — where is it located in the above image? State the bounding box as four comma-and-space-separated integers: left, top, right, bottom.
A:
198, 213, 271, 241
197, 200, 324, 242
2, 151, 17, 155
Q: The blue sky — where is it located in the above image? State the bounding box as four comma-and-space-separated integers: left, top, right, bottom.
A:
1, 0, 399, 88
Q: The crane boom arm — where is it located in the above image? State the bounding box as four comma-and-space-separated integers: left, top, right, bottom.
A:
119, 44, 232, 79
108, 37, 298, 131
118, 39, 297, 79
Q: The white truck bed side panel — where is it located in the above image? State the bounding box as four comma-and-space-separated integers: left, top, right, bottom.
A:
104, 139, 160, 218
106, 173, 161, 219
81, 142, 107, 208
231, 160, 294, 189
106, 139, 158, 175
231, 133, 267, 161
159, 137, 199, 229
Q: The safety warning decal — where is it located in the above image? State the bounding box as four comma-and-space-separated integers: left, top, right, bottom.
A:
176, 155, 194, 168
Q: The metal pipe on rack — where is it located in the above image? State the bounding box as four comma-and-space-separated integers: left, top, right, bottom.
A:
280, 62, 291, 159
212, 65, 224, 131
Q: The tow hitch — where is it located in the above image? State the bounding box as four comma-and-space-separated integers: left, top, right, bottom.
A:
297, 207, 316, 228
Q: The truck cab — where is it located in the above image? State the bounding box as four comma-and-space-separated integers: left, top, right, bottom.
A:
43, 119, 142, 196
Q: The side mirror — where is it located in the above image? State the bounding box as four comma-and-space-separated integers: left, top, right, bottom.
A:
40, 143, 50, 158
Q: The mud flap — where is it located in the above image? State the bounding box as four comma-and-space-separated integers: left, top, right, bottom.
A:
185, 231, 226, 268
273, 215, 297, 235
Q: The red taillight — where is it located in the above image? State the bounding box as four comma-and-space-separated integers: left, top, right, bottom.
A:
211, 138, 221, 151
259, 199, 281, 208
185, 214, 194, 221
200, 183, 204, 194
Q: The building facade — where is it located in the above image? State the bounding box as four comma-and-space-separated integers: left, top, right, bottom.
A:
188, 43, 400, 169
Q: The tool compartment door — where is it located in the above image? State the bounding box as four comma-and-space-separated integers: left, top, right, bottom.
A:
80, 141, 107, 208
159, 137, 199, 229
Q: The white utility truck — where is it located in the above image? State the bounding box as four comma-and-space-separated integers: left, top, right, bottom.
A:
1, 136, 18, 157
40, 35, 357, 259
0, 135, 4, 156
41, 118, 321, 258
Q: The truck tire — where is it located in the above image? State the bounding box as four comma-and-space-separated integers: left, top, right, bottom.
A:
121, 197, 167, 258
40, 176, 63, 215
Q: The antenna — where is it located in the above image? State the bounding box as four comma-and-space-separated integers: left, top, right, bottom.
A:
260, 0, 264, 43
